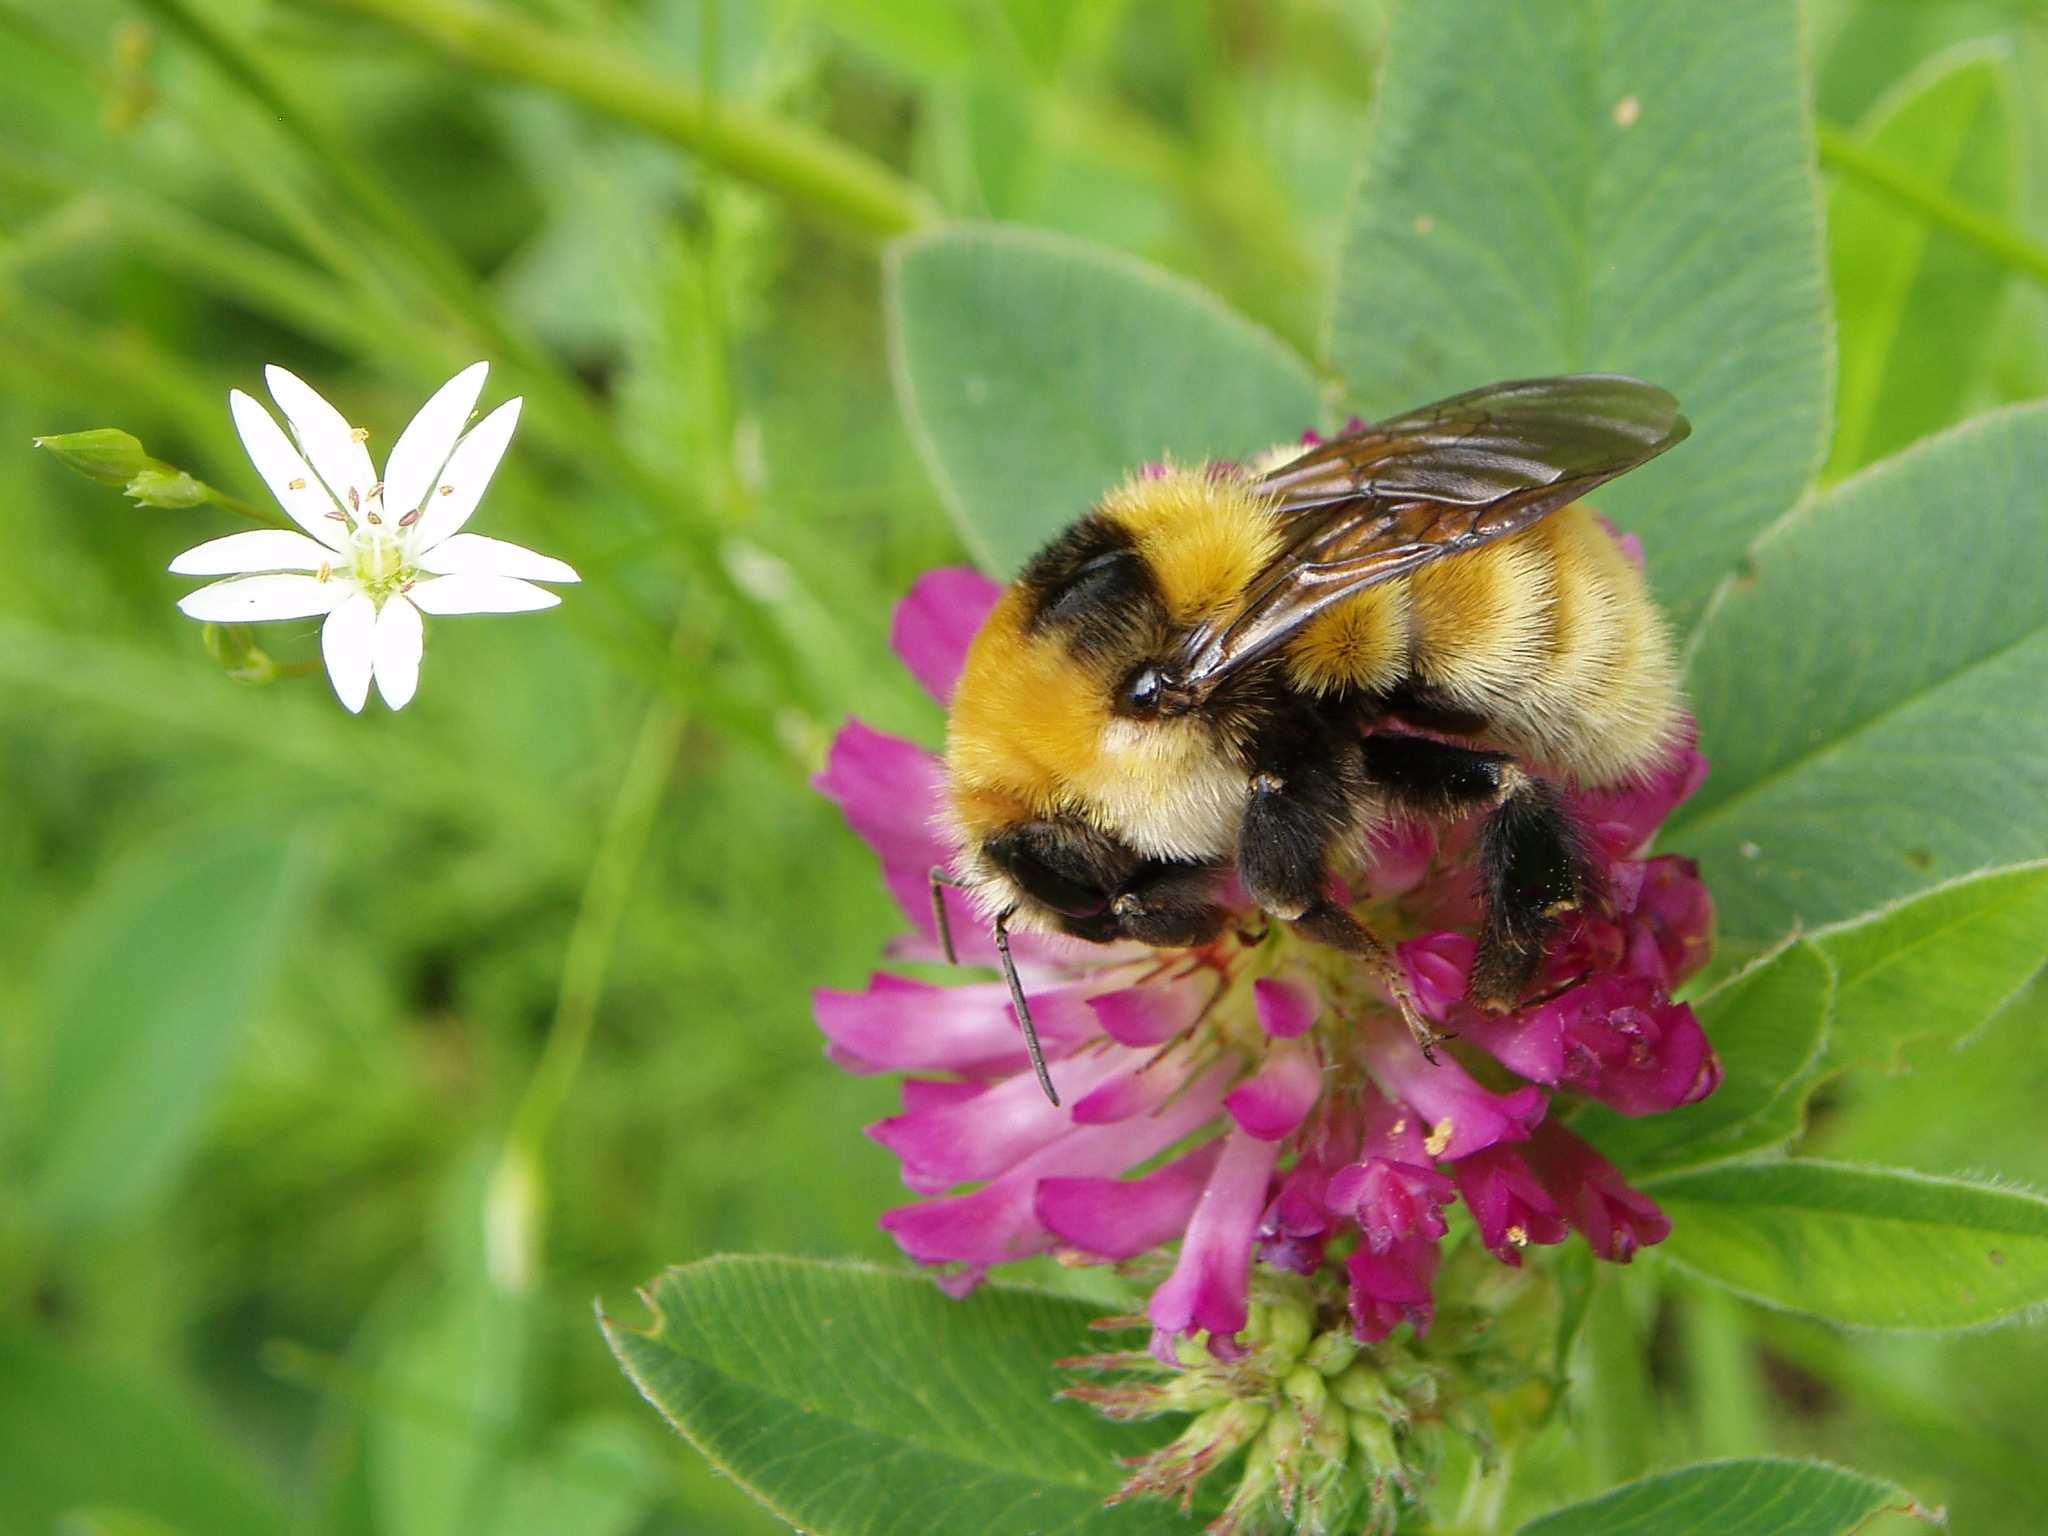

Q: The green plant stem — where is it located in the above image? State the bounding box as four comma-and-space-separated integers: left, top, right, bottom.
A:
485, 683, 689, 1293
319, 0, 941, 237
1818, 117, 2048, 286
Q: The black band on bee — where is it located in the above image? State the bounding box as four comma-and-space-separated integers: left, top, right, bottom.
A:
1468, 774, 1600, 1009
1016, 514, 1165, 658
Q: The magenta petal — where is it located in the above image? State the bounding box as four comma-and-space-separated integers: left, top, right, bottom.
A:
813, 721, 951, 931
1328, 1157, 1454, 1253
1088, 969, 1215, 1046
1346, 1228, 1441, 1342
1524, 1122, 1672, 1262
1362, 819, 1437, 900
1367, 1027, 1546, 1160
900, 1077, 989, 1112
1397, 932, 1475, 1022
1070, 1043, 1198, 1125
868, 1045, 1139, 1193
880, 1062, 1234, 1267
1573, 719, 1709, 859
1148, 1128, 1280, 1347
890, 567, 1002, 704
1253, 976, 1322, 1039
1555, 976, 1720, 1116
814, 976, 1072, 1076
1036, 1140, 1225, 1259
1224, 1037, 1323, 1140
1451, 1002, 1566, 1085
1449, 1143, 1569, 1266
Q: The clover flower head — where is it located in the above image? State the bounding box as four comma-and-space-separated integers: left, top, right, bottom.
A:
815, 548, 1717, 1519
171, 363, 578, 712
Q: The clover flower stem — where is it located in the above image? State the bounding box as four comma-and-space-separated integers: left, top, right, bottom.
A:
486, 673, 689, 1293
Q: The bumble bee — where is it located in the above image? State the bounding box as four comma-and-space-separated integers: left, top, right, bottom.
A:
934, 375, 1689, 1101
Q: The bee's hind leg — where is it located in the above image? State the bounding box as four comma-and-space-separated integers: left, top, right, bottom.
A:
1355, 733, 1600, 1012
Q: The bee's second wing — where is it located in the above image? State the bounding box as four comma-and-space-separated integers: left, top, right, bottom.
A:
1172, 375, 1689, 692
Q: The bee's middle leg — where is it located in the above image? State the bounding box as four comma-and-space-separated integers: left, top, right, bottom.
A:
1237, 729, 1441, 1053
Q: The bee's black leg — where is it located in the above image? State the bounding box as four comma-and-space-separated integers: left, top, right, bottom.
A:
1468, 771, 1599, 1010
1237, 724, 1441, 1058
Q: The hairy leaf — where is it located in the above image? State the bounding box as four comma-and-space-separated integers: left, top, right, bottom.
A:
1827, 43, 2015, 477
889, 223, 1323, 574
1332, 0, 1830, 624
607, 1255, 1194, 1535
1650, 1161, 2048, 1329
1516, 1457, 1907, 1536
1668, 401, 2048, 940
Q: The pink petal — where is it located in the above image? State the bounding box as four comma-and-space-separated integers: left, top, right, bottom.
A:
900, 1077, 990, 1112
879, 1063, 1231, 1267
813, 721, 953, 934
1327, 1157, 1454, 1253
813, 974, 1097, 1076
1550, 975, 1721, 1116
1070, 1044, 1194, 1125
1397, 932, 1475, 1023
1089, 969, 1216, 1046
1253, 975, 1321, 1039
1035, 1140, 1225, 1260
1449, 1002, 1566, 1085
1449, 1143, 1570, 1266
1524, 1122, 1672, 1263
1366, 1027, 1546, 1161
867, 1045, 1140, 1194
1346, 1227, 1441, 1342
1223, 1036, 1323, 1141
1361, 818, 1438, 900
1572, 718, 1709, 860
890, 567, 1003, 704
1147, 1128, 1280, 1351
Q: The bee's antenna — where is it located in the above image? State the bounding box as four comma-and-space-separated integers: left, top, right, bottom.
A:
994, 909, 1059, 1106
927, 865, 960, 967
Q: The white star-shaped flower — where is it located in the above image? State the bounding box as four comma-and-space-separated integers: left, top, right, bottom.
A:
171, 362, 577, 712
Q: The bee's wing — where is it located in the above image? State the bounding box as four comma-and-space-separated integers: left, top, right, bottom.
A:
1171, 375, 1688, 693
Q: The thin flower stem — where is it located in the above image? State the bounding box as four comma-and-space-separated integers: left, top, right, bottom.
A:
485, 680, 690, 1292
1817, 117, 2048, 287
322, 0, 942, 237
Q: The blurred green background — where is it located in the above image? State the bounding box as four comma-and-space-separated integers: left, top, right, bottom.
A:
1, 0, 2047, 1532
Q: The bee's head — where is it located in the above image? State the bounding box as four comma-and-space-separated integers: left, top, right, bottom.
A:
966, 811, 1227, 949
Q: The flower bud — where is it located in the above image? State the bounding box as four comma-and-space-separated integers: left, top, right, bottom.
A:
1302, 1328, 1359, 1378
33, 428, 150, 486
123, 466, 208, 508
202, 624, 278, 684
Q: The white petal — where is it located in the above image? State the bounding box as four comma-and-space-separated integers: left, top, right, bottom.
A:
408, 573, 561, 615
416, 532, 578, 583
230, 391, 348, 550
383, 362, 488, 520
373, 594, 425, 710
169, 528, 335, 576
265, 365, 378, 516
321, 591, 377, 713
411, 398, 522, 549
177, 573, 348, 622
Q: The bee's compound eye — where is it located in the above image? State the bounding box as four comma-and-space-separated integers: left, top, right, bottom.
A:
1119, 665, 1165, 716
